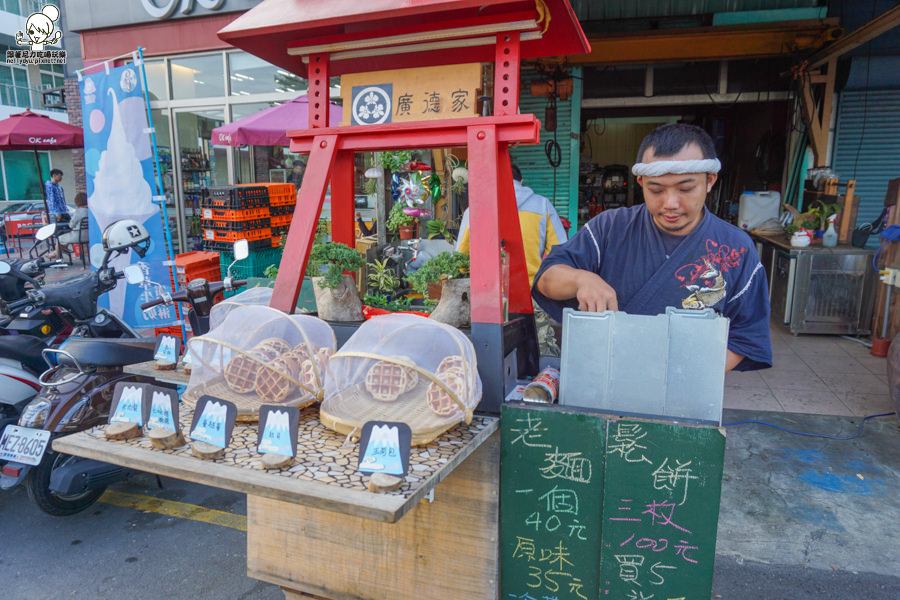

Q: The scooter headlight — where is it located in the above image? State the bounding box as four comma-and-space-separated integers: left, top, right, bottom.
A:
19, 397, 51, 428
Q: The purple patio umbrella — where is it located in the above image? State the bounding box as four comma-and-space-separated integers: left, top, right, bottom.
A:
211, 94, 343, 146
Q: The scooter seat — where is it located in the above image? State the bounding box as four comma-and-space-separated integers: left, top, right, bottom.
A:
0, 335, 47, 375
57, 337, 157, 369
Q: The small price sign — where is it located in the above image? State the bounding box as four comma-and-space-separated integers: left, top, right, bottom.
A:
147, 387, 178, 431
189, 396, 236, 449
357, 421, 412, 477
109, 382, 149, 426
257, 405, 300, 458
154, 334, 181, 364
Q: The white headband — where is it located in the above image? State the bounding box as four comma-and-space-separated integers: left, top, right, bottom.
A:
632, 158, 721, 177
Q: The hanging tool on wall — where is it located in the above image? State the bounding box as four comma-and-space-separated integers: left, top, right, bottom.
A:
530, 62, 573, 200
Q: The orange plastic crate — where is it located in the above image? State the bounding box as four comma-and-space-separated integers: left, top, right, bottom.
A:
175, 251, 221, 286
202, 227, 271, 243
199, 206, 269, 221
271, 214, 292, 228
239, 182, 296, 207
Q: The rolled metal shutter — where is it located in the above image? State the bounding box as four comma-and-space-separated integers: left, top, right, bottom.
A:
509, 67, 582, 227
832, 89, 900, 245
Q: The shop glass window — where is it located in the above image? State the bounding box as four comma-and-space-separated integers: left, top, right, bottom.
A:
143, 60, 168, 101
0, 64, 29, 108
228, 52, 306, 96
170, 54, 225, 100
39, 72, 63, 90
3, 150, 50, 201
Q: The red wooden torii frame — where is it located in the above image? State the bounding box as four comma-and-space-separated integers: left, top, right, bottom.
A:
218, 0, 590, 412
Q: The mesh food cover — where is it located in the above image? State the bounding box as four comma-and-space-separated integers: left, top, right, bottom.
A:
185, 305, 336, 420
209, 287, 298, 332
321, 314, 482, 445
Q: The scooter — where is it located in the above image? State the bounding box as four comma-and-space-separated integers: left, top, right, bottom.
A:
0, 219, 159, 515
0, 223, 73, 342
0, 235, 248, 516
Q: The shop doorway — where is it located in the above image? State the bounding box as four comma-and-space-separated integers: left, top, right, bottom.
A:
172, 107, 229, 252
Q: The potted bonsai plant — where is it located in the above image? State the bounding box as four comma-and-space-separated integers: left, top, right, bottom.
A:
307, 241, 366, 321
408, 251, 471, 327
387, 202, 417, 240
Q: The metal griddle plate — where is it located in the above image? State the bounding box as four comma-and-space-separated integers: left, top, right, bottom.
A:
559, 307, 728, 425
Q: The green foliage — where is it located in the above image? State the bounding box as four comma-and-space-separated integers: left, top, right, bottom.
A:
314, 218, 330, 243
363, 293, 420, 312
386, 202, 415, 231
263, 264, 279, 279
407, 251, 470, 297
307, 242, 365, 289
426, 219, 455, 243
367, 258, 400, 294
364, 178, 378, 195
377, 150, 413, 173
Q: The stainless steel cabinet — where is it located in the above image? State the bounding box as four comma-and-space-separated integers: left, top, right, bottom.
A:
760, 239, 876, 335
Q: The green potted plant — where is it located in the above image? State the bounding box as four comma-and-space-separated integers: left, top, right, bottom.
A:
408, 251, 471, 327
387, 202, 417, 240
307, 241, 366, 321
425, 218, 455, 244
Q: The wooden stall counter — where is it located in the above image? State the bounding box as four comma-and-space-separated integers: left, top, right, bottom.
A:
53, 406, 499, 600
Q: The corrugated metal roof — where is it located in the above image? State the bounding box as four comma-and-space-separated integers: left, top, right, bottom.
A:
832, 89, 900, 247
571, 0, 823, 21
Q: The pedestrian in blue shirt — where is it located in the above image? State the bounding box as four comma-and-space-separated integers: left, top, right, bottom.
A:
533, 124, 772, 372
44, 168, 69, 224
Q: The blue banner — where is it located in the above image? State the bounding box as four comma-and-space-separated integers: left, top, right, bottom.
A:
80, 64, 178, 329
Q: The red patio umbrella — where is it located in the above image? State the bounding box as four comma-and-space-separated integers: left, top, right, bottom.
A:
211, 94, 342, 147
0, 109, 84, 215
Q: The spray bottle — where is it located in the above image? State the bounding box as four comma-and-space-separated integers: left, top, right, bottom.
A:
823, 214, 838, 248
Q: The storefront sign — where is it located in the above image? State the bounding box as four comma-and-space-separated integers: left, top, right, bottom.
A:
63, 0, 258, 32
340, 63, 482, 126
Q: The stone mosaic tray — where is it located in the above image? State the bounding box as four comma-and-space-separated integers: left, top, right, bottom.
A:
57, 405, 498, 522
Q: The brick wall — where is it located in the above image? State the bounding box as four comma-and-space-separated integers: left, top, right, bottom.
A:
65, 77, 86, 195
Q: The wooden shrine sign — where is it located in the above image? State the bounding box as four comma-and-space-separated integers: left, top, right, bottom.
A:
500, 404, 725, 600
340, 63, 482, 126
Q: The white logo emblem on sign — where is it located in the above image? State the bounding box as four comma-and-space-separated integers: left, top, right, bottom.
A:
352, 87, 391, 125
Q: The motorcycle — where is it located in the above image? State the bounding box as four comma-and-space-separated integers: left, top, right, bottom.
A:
0, 233, 247, 516
0, 223, 73, 342
0, 224, 77, 436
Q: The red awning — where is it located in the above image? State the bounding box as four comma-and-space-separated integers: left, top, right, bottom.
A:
0, 109, 83, 150
218, 0, 590, 77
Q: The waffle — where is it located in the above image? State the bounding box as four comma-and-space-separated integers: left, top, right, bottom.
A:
224, 349, 266, 393
437, 355, 466, 375
315, 347, 333, 374
255, 338, 292, 357
293, 342, 317, 361
396, 355, 419, 392
426, 367, 466, 417
364, 359, 414, 402
298, 358, 319, 389
255, 351, 304, 402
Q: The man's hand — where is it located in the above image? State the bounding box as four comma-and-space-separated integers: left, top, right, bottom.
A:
574, 270, 618, 312
536, 265, 618, 312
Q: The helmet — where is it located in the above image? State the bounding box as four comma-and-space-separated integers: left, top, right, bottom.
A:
101, 219, 151, 258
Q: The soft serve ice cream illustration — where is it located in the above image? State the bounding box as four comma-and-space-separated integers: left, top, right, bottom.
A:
88, 87, 159, 319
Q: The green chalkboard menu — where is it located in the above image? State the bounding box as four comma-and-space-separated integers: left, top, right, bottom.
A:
500, 404, 607, 600
600, 419, 725, 598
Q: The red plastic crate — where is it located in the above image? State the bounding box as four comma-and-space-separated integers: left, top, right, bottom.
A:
154, 324, 191, 342
202, 227, 271, 243
174, 251, 221, 287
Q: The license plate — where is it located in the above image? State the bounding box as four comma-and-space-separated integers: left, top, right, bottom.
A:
0, 426, 50, 466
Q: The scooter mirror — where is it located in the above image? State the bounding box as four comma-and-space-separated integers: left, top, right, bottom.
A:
233, 239, 249, 261
123, 264, 144, 285
35, 223, 56, 241
0, 261, 10, 274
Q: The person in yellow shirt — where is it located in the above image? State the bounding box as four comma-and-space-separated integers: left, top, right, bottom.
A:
456, 163, 568, 354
